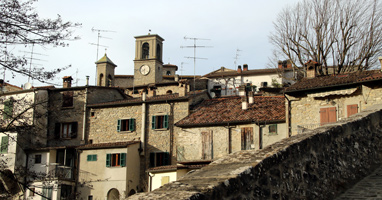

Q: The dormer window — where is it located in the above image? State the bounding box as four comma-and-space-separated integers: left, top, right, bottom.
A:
142, 43, 149, 59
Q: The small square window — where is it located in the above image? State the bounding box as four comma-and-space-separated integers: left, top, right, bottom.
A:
35, 154, 42, 164
152, 115, 169, 130
117, 119, 135, 132
269, 124, 277, 135
91, 112, 95, 117
87, 154, 97, 161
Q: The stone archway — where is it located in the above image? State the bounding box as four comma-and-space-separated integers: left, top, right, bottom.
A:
107, 188, 120, 200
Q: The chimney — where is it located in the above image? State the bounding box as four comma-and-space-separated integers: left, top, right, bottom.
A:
248, 91, 254, 104
86, 76, 89, 86
175, 74, 179, 82
286, 60, 292, 68
142, 90, 146, 101
241, 96, 248, 110
278, 60, 283, 69
305, 60, 319, 78
62, 76, 73, 88
238, 85, 246, 96
237, 65, 242, 73
379, 56, 382, 71
179, 83, 187, 96
243, 64, 248, 71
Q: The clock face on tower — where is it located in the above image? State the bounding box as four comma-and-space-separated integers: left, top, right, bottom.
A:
140, 65, 150, 75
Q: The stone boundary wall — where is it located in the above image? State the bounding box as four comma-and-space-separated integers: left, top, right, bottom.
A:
129, 105, 382, 200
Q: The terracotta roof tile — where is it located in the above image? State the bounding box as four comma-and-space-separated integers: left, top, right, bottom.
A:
285, 70, 382, 92
204, 68, 292, 78
175, 96, 285, 127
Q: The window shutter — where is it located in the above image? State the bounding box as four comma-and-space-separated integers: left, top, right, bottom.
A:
117, 119, 121, 132
163, 152, 170, 165
71, 122, 78, 138
151, 116, 156, 130
1, 136, 8, 154
87, 155, 91, 161
120, 153, 126, 167
54, 123, 61, 139
149, 152, 155, 167
163, 115, 169, 129
129, 119, 135, 131
92, 155, 97, 161
106, 154, 111, 167
3, 100, 13, 119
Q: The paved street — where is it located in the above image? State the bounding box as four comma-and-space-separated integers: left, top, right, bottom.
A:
336, 165, 382, 200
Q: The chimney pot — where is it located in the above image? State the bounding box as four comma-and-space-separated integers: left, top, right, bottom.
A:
248, 91, 254, 104
241, 96, 248, 110
243, 64, 248, 71
86, 76, 90, 86
237, 65, 242, 73
62, 76, 73, 88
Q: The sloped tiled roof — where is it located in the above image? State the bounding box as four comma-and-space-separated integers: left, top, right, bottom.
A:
175, 96, 285, 127
285, 70, 382, 93
95, 53, 117, 66
204, 68, 292, 78
77, 141, 140, 150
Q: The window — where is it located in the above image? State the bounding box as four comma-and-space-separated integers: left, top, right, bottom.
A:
42, 186, 53, 200
35, 154, 42, 164
29, 188, 35, 196
3, 99, 13, 119
202, 131, 213, 159
347, 104, 358, 117
88, 196, 93, 200
106, 153, 126, 167
166, 71, 171, 75
117, 119, 135, 132
60, 184, 72, 200
152, 115, 169, 130
142, 43, 149, 59
62, 91, 73, 107
87, 154, 97, 161
0, 136, 8, 154
269, 124, 277, 135
55, 122, 78, 139
320, 107, 337, 125
91, 112, 95, 117
149, 152, 169, 167
156, 44, 161, 61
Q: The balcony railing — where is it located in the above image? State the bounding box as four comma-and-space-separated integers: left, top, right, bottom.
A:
47, 165, 74, 180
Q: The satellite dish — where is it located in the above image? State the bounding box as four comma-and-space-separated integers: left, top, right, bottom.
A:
24, 82, 32, 89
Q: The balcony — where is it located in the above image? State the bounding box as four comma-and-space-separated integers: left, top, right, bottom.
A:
47, 164, 74, 180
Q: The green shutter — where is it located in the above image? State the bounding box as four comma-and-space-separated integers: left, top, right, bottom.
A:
106, 154, 111, 167
152, 116, 156, 129
164, 152, 170, 165
87, 155, 91, 161
92, 154, 97, 161
3, 100, 13, 120
163, 115, 169, 129
120, 153, 126, 167
1, 136, 8, 154
117, 119, 121, 132
129, 118, 135, 131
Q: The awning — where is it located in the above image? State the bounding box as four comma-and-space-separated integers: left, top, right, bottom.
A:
307, 87, 358, 98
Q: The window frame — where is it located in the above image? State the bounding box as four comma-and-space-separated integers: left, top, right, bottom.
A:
35, 154, 42, 164
268, 124, 278, 135
117, 118, 135, 132
55, 122, 78, 139
0, 136, 8, 154
3, 99, 13, 120
106, 153, 126, 167
62, 91, 74, 107
151, 115, 169, 130
149, 152, 170, 167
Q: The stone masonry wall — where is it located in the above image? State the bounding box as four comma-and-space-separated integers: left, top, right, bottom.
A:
129, 104, 382, 199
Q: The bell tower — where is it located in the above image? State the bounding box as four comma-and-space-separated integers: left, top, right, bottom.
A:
96, 54, 117, 87
133, 34, 164, 86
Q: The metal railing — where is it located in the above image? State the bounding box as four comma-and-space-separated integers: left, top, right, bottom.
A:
47, 165, 74, 180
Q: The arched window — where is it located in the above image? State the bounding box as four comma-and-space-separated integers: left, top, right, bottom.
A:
166, 90, 172, 94
142, 43, 149, 59
107, 188, 120, 200
156, 44, 161, 61
99, 73, 104, 86
107, 74, 112, 87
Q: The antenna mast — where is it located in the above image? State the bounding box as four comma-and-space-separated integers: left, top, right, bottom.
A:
181, 36, 212, 93
234, 49, 242, 69
20, 46, 48, 84
91, 27, 116, 85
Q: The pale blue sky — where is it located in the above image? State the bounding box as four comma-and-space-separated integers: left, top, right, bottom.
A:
9, 0, 301, 87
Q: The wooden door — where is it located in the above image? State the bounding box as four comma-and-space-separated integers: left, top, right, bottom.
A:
320, 107, 337, 125
202, 131, 213, 160
241, 127, 253, 150
347, 104, 358, 117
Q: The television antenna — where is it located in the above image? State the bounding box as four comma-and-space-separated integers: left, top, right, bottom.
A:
180, 62, 188, 77
91, 27, 116, 85
20, 44, 48, 83
234, 49, 242, 69
181, 36, 212, 92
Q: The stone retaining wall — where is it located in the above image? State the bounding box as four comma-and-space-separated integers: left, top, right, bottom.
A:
129, 104, 382, 199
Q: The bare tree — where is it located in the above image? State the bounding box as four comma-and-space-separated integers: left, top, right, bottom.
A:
0, 0, 80, 83
269, 0, 382, 77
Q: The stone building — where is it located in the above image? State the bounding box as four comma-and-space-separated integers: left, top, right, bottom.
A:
204, 63, 295, 97
285, 58, 382, 136
175, 93, 287, 162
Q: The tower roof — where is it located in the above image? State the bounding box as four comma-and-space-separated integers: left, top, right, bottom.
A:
95, 53, 117, 67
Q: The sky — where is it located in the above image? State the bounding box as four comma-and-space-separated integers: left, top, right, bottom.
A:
8, 0, 301, 87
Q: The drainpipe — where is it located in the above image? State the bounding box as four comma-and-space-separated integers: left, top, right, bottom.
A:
82, 76, 89, 143
284, 94, 292, 137
141, 92, 146, 156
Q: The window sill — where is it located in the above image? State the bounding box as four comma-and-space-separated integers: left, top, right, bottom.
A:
153, 128, 169, 131
118, 131, 134, 133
